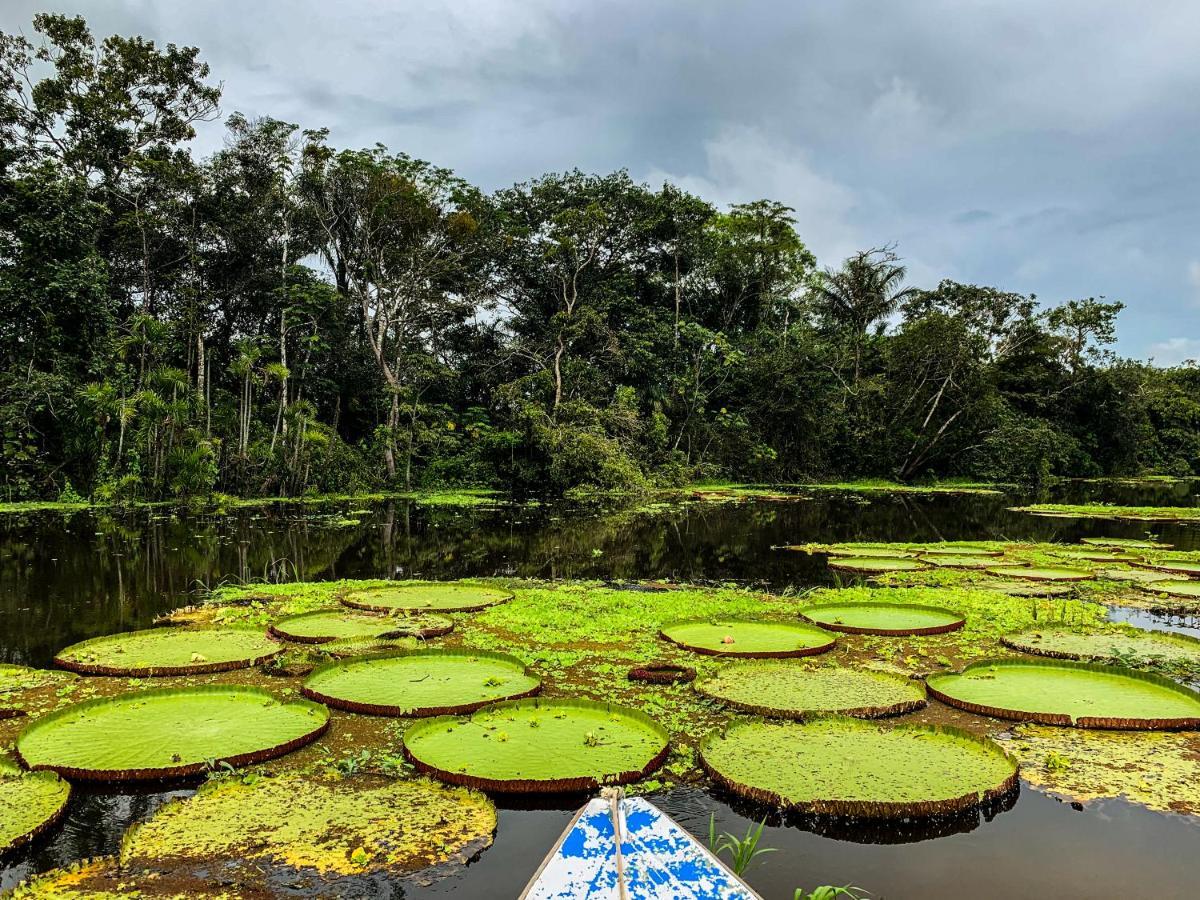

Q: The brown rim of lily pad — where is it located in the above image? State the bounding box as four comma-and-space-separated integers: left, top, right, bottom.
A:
999, 627, 1200, 663
52, 628, 283, 677
925, 659, 1200, 730
1131, 560, 1200, 578
984, 566, 1095, 582
267, 608, 454, 644
799, 602, 965, 636
401, 698, 671, 794
698, 718, 1020, 819
299, 649, 542, 717
0, 765, 71, 853
627, 662, 697, 684
658, 618, 837, 659
340, 581, 514, 613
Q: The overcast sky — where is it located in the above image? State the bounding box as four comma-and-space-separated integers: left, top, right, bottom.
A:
5, 1, 1199, 362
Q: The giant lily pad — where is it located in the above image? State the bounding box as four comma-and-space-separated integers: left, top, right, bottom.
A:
699, 718, 1017, 817
828, 557, 929, 574
825, 546, 915, 559
269, 608, 452, 643
696, 663, 926, 719
54, 628, 281, 676
985, 566, 1094, 582
1136, 580, 1200, 600
1051, 549, 1140, 564
0, 665, 75, 718
918, 554, 996, 569
1081, 537, 1171, 550
801, 602, 964, 636
119, 774, 495, 886
1002, 627, 1200, 670
659, 619, 835, 658
403, 698, 669, 792
341, 582, 512, 613
917, 546, 1002, 557
16, 686, 329, 781
301, 649, 540, 716
1137, 560, 1200, 578
0, 758, 71, 852
926, 659, 1200, 729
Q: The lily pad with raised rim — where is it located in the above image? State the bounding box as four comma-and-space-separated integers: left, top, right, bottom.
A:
403, 698, 669, 793
985, 566, 1094, 582
1081, 537, 1171, 550
1051, 549, 1140, 564
269, 608, 452, 643
301, 649, 540, 716
825, 547, 915, 559
1002, 627, 1200, 669
916, 546, 1002, 557
918, 554, 996, 568
16, 686, 329, 781
696, 663, 926, 719
54, 628, 281, 677
828, 557, 929, 575
0, 665, 75, 718
1136, 580, 1200, 600
341, 582, 512, 613
659, 619, 835, 658
801, 602, 964, 636
0, 758, 71, 852
119, 773, 496, 885
926, 659, 1200, 729
699, 718, 1018, 818
1136, 560, 1200, 578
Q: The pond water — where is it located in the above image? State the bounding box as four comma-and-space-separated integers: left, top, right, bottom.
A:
2, 481, 1199, 898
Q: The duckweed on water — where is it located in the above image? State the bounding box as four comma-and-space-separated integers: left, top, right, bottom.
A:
700, 718, 1018, 817
696, 662, 926, 719
54, 627, 281, 676
119, 774, 496, 884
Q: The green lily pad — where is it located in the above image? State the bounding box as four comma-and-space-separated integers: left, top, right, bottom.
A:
317, 636, 417, 658
828, 557, 929, 574
1051, 549, 1140, 564
269, 608, 452, 643
301, 649, 540, 716
696, 663, 926, 718
16, 686, 329, 781
916, 546, 1002, 557
1081, 537, 1171, 550
699, 718, 1017, 817
0, 665, 76, 717
119, 774, 496, 885
1138, 580, 1200, 599
54, 628, 281, 676
341, 582, 512, 613
1137, 560, 1200, 577
659, 619, 835, 657
918, 554, 996, 568
985, 566, 1094, 582
926, 659, 1200, 729
403, 698, 669, 792
825, 546, 916, 559
1002, 627, 1200, 669
1095, 567, 1187, 585
802, 602, 964, 636
0, 758, 71, 852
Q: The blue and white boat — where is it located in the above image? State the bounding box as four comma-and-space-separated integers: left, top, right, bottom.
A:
521, 790, 763, 899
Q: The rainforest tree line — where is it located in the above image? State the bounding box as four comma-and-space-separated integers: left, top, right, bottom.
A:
2, 14, 1198, 502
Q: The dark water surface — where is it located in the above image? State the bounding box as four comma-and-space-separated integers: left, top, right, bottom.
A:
2, 482, 1199, 898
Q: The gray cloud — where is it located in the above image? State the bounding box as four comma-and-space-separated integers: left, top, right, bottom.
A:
3, 0, 1198, 358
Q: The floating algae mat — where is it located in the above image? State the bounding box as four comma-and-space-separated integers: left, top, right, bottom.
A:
985, 566, 1094, 582
828, 556, 929, 574
801, 601, 964, 636
119, 774, 496, 887
1003, 628, 1200, 668
0, 758, 71, 852
403, 698, 669, 792
659, 619, 835, 657
699, 718, 1017, 817
341, 581, 512, 613
926, 659, 1200, 729
270, 608, 452, 643
0, 665, 75, 717
696, 663, 926, 718
16, 686, 329, 780
54, 627, 281, 676
302, 649, 540, 716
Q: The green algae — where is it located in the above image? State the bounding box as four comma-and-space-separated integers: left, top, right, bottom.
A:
269, 608, 452, 643
696, 663, 926, 719
801, 601, 964, 636
926, 659, 1200, 728
120, 774, 496, 883
54, 627, 281, 676
660, 619, 836, 657
699, 718, 1017, 817
0, 757, 71, 852
17, 686, 329, 780
403, 698, 669, 792
301, 649, 540, 716
341, 581, 512, 613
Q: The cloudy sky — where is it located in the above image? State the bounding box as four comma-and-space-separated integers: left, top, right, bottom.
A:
5, 1, 1199, 362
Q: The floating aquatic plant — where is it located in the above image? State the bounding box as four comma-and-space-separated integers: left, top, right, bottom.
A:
0, 757, 71, 852
53, 627, 281, 677
341, 581, 513, 613
269, 608, 453, 643
696, 662, 926, 719
659, 619, 836, 658
801, 601, 964, 636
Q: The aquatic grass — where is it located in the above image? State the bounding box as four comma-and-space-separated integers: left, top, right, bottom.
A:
708, 814, 776, 876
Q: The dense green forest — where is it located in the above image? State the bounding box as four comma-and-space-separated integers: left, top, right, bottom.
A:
2, 14, 1198, 503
